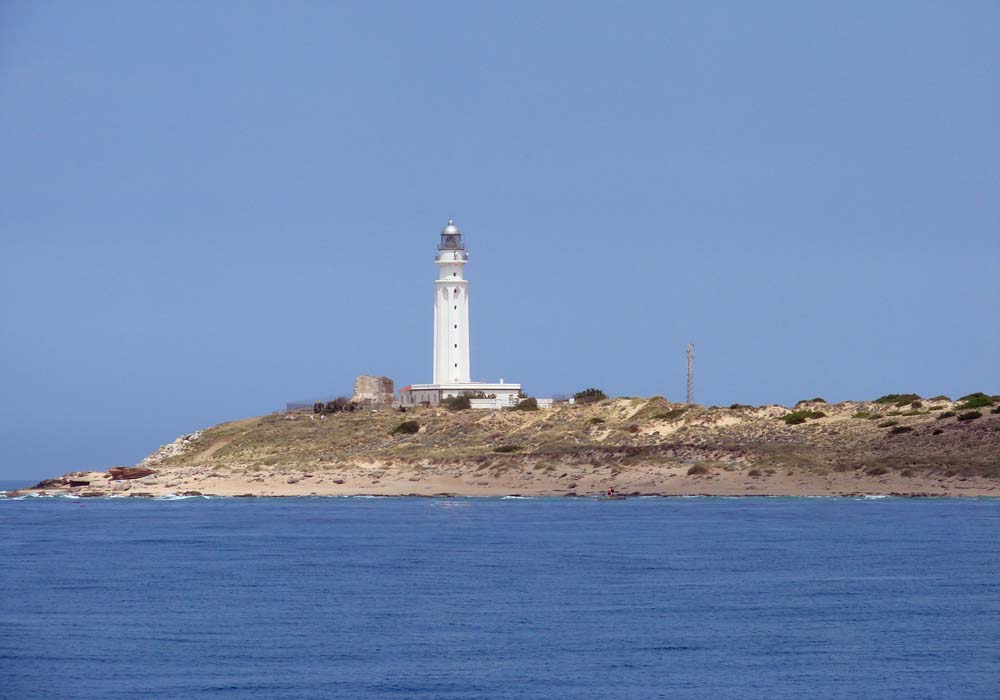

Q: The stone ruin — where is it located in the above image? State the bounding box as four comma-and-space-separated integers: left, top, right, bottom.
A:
351, 375, 395, 407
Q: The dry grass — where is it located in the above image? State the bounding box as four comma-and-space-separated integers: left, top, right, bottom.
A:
149, 397, 1000, 481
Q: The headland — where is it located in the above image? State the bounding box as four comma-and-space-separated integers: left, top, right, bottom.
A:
7, 394, 999, 498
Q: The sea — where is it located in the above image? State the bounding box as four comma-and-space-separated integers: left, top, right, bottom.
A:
1, 486, 997, 699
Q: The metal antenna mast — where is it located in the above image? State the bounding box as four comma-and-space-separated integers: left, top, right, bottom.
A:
686, 343, 695, 405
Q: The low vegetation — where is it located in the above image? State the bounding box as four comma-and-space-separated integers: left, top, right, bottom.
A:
937, 411, 956, 420
391, 420, 420, 435
513, 398, 538, 411
874, 393, 921, 407
132, 393, 1000, 492
955, 393, 995, 410
780, 410, 826, 425
957, 411, 982, 422
573, 388, 607, 404
442, 395, 471, 411
315, 397, 357, 414
889, 426, 913, 436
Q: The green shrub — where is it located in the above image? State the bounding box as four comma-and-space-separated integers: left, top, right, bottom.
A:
729, 403, 751, 409
391, 420, 420, 435
957, 411, 982, 422
588, 417, 606, 424
573, 388, 607, 404
493, 445, 521, 453
780, 410, 825, 425
889, 426, 913, 435
442, 395, 471, 411
804, 397, 827, 403
956, 393, 994, 410
324, 396, 355, 413
878, 420, 898, 428
852, 412, 880, 420
687, 464, 711, 476
929, 395, 951, 402
513, 397, 538, 411
866, 466, 890, 476
992, 407, 1000, 415
909, 401, 923, 409
874, 393, 921, 407
937, 411, 955, 420
627, 424, 641, 434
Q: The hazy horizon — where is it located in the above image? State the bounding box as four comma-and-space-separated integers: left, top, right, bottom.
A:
2, 2, 998, 480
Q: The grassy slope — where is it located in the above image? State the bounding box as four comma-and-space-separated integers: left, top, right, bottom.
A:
154, 397, 1000, 480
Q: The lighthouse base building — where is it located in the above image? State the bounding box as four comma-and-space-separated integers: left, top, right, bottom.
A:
400, 381, 523, 409
400, 219, 524, 409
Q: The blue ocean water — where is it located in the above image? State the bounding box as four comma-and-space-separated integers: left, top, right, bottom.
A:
1, 494, 997, 700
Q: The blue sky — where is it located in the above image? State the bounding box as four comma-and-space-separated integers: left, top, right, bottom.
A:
2, 1, 997, 480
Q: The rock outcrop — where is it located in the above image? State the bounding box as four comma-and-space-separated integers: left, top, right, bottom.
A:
108, 467, 156, 480
138, 432, 202, 467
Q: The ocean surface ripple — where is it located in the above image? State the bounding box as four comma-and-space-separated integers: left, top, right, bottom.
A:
1, 495, 998, 699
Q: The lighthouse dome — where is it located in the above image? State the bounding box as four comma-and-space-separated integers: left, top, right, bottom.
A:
438, 219, 465, 251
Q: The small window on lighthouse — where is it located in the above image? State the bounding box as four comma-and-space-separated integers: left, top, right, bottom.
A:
453, 324, 457, 329
452, 272, 456, 277
454, 344, 457, 348
454, 305, 457, 310
454, 363, 458, 368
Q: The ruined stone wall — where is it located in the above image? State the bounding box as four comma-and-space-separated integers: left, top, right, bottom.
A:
352, 375, 395, 406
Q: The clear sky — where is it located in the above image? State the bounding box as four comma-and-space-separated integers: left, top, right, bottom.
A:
2, 1, 998, 480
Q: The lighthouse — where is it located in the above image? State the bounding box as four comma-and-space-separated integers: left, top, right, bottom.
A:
400, 219, 523, 408
433, 220, 471, 384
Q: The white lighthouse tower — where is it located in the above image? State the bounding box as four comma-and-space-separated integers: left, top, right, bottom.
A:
433, 220, 471, 384
400, 219, 523, 408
